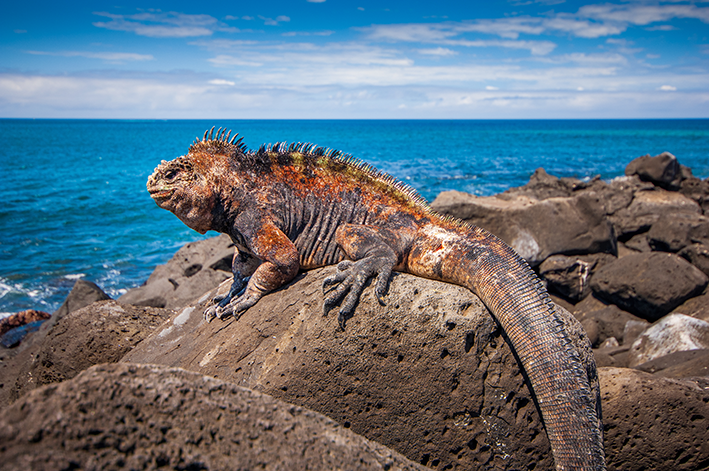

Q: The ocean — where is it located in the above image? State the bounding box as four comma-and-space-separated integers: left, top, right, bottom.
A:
1, 119, 708, 317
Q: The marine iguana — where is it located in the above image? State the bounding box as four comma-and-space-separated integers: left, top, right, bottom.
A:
147, 127, 605, 471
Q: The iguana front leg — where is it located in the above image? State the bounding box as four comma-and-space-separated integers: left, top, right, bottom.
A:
205, 248, 262, 321
323, 224, 408, 328
206, 223, 299, 322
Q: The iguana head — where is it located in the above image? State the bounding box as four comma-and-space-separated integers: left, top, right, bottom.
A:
147, 127, 245, 234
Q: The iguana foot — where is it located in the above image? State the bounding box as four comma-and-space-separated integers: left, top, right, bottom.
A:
322, 257, 392, 328
204, 276, 250, 321
204, 291, 260, 322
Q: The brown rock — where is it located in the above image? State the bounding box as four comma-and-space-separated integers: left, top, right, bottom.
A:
119, 234, 234, 309
52, 279, 111, 321
627, 314, 709, 366
539, 255, 593, 302
609, 189, 700, 237
123, 268, 597, 471
647, 213, 709, 252
0, 363, 426, 471
622, 232, 650, 252
0, 300, 173, 408
600, 367, 709, 470
0, 309, 50, 336
576, 305, 646, 348
431, 190, 615, 265
634, 349, 709, 378
624, 151, 682, 189
672, 290, 709, 321
679, 243, 709, 277
680, 176, 709, 212
590, 252, 708, 321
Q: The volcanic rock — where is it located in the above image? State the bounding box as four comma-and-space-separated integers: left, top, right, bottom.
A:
627, 314, 709, 367
624, 151, 682, 189
119, 234, 234, 309
0, 309, 51, 337
0, 363, 426, 471
431, 190, 615, 265
633, 349, 709, 378
123, 267, 597, 471
609, 189, 700, 237
672, 290, 709, 322
52, 279, 111, 321
679, 243, 709, 277
646, 213, 709, 252
590, 252, 708, 321
600, 367, 709, 470
0, 300, 173, 408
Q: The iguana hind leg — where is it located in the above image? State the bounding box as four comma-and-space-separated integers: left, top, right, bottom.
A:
323, 224, 402, 328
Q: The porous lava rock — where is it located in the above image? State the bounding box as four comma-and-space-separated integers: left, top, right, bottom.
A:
627, 314, 709, 367
119, 234, 234, 309
0, 309, 51, 336
646, 213, 709, 253
52, 278, 111, 321
624, 151, 682, 189
539, 255, 593, 302
575, 304, 645, 348
123, 267, 597, 471
680, 243, 709, 277
0, 363, 426, 471
672, 290, 709, 322
633, 349, 709, 378
0, 300, 173, 408
590, 252, 708, 321
600, 367, 709, 471
609, 189, 700, 237
431, 190, 615, 265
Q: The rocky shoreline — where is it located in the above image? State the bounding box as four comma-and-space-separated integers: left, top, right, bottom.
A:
1, 152, 708, 470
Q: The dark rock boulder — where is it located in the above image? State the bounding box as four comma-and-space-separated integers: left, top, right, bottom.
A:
0, 309, 51, 336
0, 321, 45, 349
647, 213, 709, 252
539, 253, 616, 303
672, 290, 709, 322
539, 255, 593, 302
600, 367, 709, 470
0, 300, 173, 408
576, 305, 646, 348
624, 151, 682, 189
634, 349, 709, 378
119, 234, 234, 309
123, 267, 596, 471
680, 175, 709, 212
609, 189, 700, 237
627, 314, 709, 367
52, 279, 111, 321
431, 190, 615, 265
0, 363, 426, 471
679, 243, 709, 277
590, 252, 708, 321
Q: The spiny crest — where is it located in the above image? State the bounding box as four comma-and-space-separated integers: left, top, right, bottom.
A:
257, 140, 433, 214
189, 127, 248, 156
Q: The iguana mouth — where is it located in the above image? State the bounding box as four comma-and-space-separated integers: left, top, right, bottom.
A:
148, 188, 173, 201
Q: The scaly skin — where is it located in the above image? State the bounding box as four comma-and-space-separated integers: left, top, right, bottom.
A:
147, 127, 606, 470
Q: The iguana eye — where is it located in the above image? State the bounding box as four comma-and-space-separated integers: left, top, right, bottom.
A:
165, 169, 178, 180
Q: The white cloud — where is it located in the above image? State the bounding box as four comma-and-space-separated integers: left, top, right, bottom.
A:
208, 79, 235, 85
579, 4, 709, 25
486, 86, 499, 90
659, 85, 677, 91
417, 47, 457, 56
25, 50, 154, 61
2, 71, 708, 119
92, 11, 237, 38
260, 15, 290, 26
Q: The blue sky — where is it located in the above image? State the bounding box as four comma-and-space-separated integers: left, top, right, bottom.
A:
2, 0, 708, 118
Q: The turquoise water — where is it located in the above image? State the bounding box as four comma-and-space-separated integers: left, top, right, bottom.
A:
1, 119, 708, 316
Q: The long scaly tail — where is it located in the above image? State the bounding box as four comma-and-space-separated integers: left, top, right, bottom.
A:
407, 222, 605, 471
